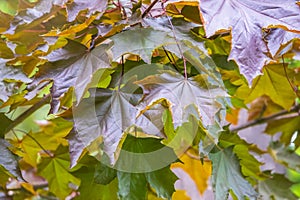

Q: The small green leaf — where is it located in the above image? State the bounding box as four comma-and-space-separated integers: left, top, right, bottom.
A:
209, 147, 257, 200
38, 145, 81, 199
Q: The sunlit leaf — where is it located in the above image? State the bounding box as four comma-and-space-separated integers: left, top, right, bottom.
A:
70, 79, 162, 166
136, 71, 225, 129
38, 145, 81, 199
171, 153, 212, 194
200, 0, 300, 83
33, 39, 112, 113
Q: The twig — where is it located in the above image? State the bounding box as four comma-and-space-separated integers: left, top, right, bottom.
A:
141, 0, 159, 18
118, 56, 125, 90
162, 46, 179, 71
230, 104, 300, 132
163, 3, 188, 79
4, 94, 51, 135
282, 55, 299, 98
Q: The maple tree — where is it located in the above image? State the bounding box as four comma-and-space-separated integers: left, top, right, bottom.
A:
0, 0, 300, 199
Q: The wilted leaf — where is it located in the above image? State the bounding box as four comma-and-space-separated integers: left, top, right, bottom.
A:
136, 71, 225, 129
38, 145, 81, 199
200, 0, 300, 83
258, 173, 298, 200
209, 147, 257, 200
33, 39, 112, 113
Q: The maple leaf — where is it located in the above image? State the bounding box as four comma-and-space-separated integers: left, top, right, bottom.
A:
38, 145, 81, 199
209, 147, 257, 200
66, 0, 108, 22
199, 0, 300, 84
70, 79, 162, 166
110, 27, 175, 63
0, 59, 31, 101
258, 173, 298, 200
33, 39, 112, 113
0, 139, 21, 181
266, 28, 300, 58
136, 71, 226, 129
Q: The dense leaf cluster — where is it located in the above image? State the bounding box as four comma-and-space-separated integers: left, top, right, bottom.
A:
0, 0, 300, 199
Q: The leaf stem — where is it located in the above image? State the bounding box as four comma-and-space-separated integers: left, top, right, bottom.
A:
142, 0, 160, 18
118, 55, 125, 90
162, 46, 179, 71
4, 94, 51, 135
230, 104, 300, 132
282, 55, 299, 98
163, 4, 188, 79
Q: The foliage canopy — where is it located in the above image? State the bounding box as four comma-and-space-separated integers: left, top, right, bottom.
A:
0, 0, 300, 199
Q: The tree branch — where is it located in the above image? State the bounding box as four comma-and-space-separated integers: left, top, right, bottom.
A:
230, 104, 300, 132
4, 94, 51, 134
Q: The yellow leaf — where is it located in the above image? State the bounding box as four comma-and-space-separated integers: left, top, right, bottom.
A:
171, 152, 212, 195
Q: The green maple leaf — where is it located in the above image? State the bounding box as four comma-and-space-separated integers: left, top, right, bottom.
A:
238, 64, 299, 110
110, 27, 175, 63
258, 173, 298, 200
38, 145, 81, 199
33, 39, 112, 113
74, 166, 118, 200
116, 135, 178, 200
265, 116, 300, 146
200, 0, 300, 84
209, 147, 257, 200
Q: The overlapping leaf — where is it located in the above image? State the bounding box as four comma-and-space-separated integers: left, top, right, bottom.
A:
258, 173, 298, 200
0, 139, 21, 181
33, 39, 112, 113
237, 64, 299, 110
209, 147, 257, 200
200, 0, 300, 83
110, 27, 175, 63
136, 71, 225, 129
70, 79, 162, 166
116, 135, 178, 200
66, 0, 108, 22
0, 59, 31, 101
38, 145, 81, 199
